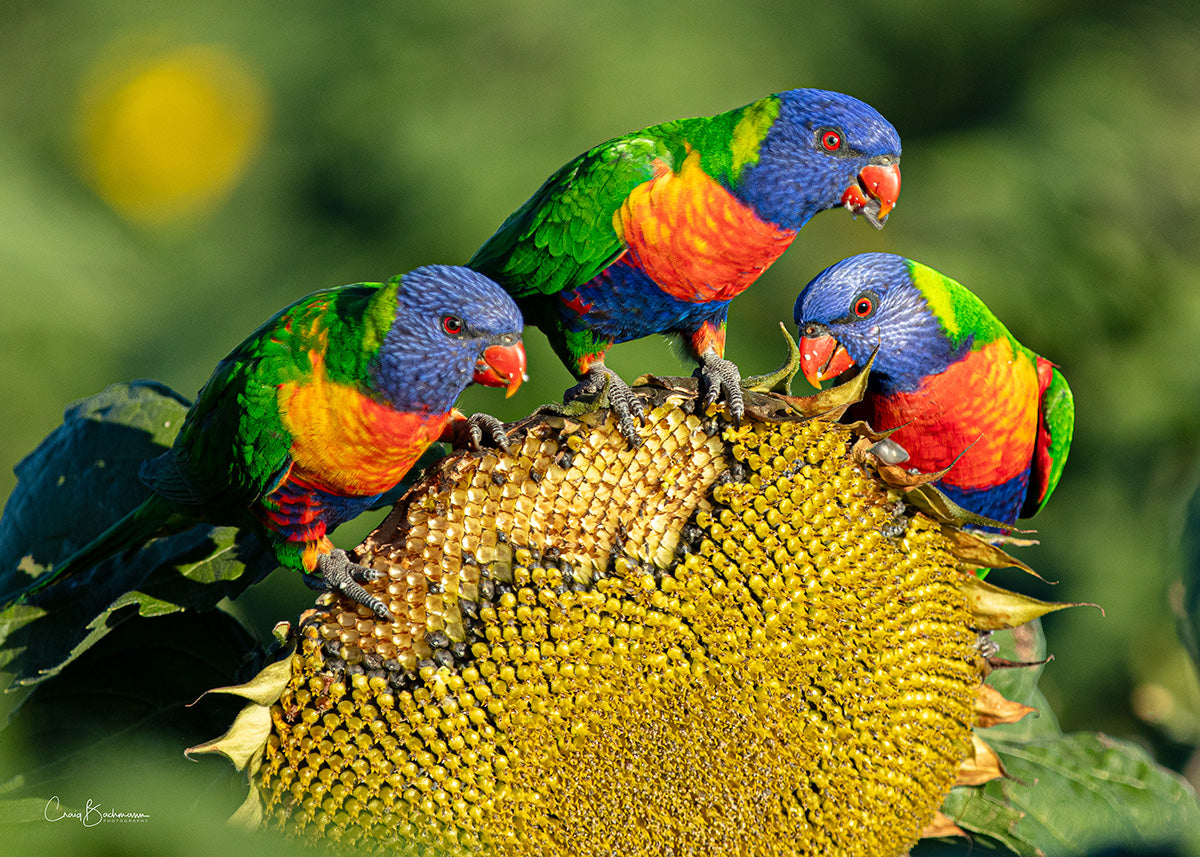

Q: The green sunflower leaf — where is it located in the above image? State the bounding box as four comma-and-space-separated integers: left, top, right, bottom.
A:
0, 380, 191, 593
982, 620, 1062, 741
0, 381, 277, 686
940, 732, 1200, 856
0, 609, 256, 803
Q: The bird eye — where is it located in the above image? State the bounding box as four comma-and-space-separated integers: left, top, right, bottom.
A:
819, 128, 843, 152
853, 296, 874, 318
442, 315, 464, 335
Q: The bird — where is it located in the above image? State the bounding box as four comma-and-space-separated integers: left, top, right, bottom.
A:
7, 265, 527, 619
469, 88, 901, 442
794, 252, 1074, 526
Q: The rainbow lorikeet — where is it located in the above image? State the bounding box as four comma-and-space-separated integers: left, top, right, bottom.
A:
9, 265, 526, 619
469, 88, 901, 442
794, 253, 1074, 525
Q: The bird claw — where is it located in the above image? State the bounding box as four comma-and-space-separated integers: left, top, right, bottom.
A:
879, 499, 909, 538
314, 548, 393, 622
465, 412, 511, 452
695, 350, 744, 424
605, 383, 646, 447
564, 366, 645, 447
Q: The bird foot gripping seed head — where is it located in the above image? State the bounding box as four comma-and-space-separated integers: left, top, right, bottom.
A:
559, 364, 647, 446
310, 549, 392, 621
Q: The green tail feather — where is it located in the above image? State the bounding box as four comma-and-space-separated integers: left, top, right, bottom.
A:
1021, 364, 1075, 518
12, 493, 177, 604
1033, 366, 1075, 514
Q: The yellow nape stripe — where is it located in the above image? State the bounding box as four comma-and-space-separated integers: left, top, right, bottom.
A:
361, 280, 399, 358
730, 96, 780, 179
907, 260, 962, 342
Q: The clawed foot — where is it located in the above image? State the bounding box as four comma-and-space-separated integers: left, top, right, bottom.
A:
564, 365, 646, 447
879, 499, 909, 538
311, 549, 393, 621
464, 412, 511, 452
695, 347, 744, 423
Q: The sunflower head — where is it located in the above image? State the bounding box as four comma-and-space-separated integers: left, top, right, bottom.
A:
196, 377, 1069, 856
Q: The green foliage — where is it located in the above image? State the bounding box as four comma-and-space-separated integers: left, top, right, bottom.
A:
926, 623, 1200, 855
0, 1, 1198, 853
943, 734, 1200, 856
0, 609, 276, 855
0, 382, 278, 687
4, 609, 255, 783
1179, 484, 1200, 674
980, 622, 1063, 742
0, 380, 191, 586
0, 393, 298, 854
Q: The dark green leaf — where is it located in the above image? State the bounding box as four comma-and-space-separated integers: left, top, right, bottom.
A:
0, 382, 277, 685
940, 732, 1200, 856
0, 608, 257, 800
1, 381, 189, 585
0, 522, 276, 687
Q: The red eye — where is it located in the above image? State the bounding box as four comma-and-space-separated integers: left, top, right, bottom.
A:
820, 129, 842, 152
853, 297, 873, 317
442, 315, 464, 335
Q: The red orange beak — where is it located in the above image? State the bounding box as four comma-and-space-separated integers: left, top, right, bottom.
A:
799, 333, 856, 388
840, 160, 901, 229
474, 340, 527, 397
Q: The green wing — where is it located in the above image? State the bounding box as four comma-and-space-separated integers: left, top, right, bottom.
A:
468, 133, 677, 298
148, 353, 290, 509
144, 286, 372, 509
1023, 363, 1075, 517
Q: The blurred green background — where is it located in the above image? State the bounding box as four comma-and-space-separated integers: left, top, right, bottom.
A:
2, 0, 1199, 850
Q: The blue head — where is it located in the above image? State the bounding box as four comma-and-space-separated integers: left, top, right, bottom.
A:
737, 89, 902, 231
794, 252, 965, 394
374, 265, 526, 414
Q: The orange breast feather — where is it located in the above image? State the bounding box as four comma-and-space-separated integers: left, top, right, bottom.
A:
278, 350, 448, 496
615, 149, 796, 303
874, 340, 1039, 490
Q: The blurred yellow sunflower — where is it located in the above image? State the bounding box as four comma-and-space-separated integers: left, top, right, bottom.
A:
75, 42, 267, 225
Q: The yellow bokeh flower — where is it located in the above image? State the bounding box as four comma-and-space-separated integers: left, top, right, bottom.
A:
76, 42, 267, 225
